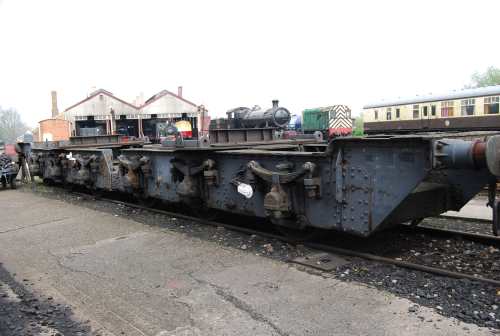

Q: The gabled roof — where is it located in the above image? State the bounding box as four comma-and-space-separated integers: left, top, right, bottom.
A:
65, 88, 139, 112
142, 89, 198, 108
363, 84, 500, 109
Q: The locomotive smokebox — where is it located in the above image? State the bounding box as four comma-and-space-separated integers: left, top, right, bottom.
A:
228, 100, 291, 129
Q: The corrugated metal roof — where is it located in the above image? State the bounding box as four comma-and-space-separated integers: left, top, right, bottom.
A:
363, 85, 500, 109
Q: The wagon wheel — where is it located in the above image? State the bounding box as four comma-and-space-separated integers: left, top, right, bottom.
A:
276, 226, 320, 243
197, 207, 219, 222
137, 196, 159, 208
9, 175, 16, 189
90, 188, 104, 200
179, 203, 219, 222
62, 181, 75, 191
410, 218, 424, 227
43, 178, 56, 186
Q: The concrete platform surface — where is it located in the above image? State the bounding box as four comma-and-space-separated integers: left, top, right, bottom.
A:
0, 190, 494, 335
444, 196, 492, 221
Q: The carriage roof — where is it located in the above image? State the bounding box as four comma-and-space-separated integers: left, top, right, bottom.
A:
363, 84, 500, 109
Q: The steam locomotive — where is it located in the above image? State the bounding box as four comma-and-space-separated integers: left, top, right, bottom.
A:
208, 100, 294, 144
210, 100, 291, 130
209, 101, 353, 142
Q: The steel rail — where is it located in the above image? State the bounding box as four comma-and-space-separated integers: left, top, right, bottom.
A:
67, 191, 500, 287
305, 242, 500, 287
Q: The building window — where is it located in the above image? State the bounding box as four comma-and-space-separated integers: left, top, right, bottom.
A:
485, 96, 500, 114
386, 107, 392, 120
422, 106, 428, 117
374, 110, 378, 120
441, 101, 455, 117
461, 98, 475, 116
413, 105, 419, 119
395, 108, 400, 119
431, 105, 436, 116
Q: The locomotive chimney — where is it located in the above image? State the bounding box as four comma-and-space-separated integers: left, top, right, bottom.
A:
51, 91, 59, 118
272, 100, 279, 108
178, 86, 183, 98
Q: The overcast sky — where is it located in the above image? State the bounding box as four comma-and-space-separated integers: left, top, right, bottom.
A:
1, 0, 499, 127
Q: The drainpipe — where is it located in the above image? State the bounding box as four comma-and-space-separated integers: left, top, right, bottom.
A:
110, 108, 116, 135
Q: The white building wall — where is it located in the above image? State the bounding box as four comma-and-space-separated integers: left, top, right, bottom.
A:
141, 93, 201, 130
141, 94, 198, 118
65, 93, 138, 121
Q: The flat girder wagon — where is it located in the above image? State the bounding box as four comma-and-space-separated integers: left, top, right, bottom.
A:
28, 131, 500, 237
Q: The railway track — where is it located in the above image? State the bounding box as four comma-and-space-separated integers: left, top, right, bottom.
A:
68, 189, 500, 288
404, 224, 500, 248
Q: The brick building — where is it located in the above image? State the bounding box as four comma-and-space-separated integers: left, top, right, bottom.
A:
38, 118, 71, 142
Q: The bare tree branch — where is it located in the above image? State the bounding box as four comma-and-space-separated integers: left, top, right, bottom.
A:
0, 107, 29, 143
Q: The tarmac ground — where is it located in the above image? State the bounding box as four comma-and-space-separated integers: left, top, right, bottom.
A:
0, 190, 496, 335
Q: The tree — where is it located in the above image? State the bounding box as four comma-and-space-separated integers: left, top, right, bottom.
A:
0, 107, 29, 144
469, 66, 500, 88
352, 112, 364, 136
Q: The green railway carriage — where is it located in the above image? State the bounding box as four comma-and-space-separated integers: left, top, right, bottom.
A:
363, 85, 500, 134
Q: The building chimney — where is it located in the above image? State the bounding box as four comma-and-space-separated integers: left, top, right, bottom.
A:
51, 91, 59, 118
178, 86, 183, 98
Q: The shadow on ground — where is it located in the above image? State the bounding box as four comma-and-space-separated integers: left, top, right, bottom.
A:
0, 262, 92, 336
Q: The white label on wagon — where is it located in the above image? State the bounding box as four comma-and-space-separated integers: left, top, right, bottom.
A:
237, 183, 253, 199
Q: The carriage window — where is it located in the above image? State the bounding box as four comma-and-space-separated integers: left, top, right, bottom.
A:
485, 96, 500, 114
386, 107, 392, 120
374, 110, 378, 120
461, 99, 475, 116
395, 108, 400, 119
431, 105, 436, 116
441, 101, 455, 117
422, 106, 428, 117
413, 105, 419, 119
